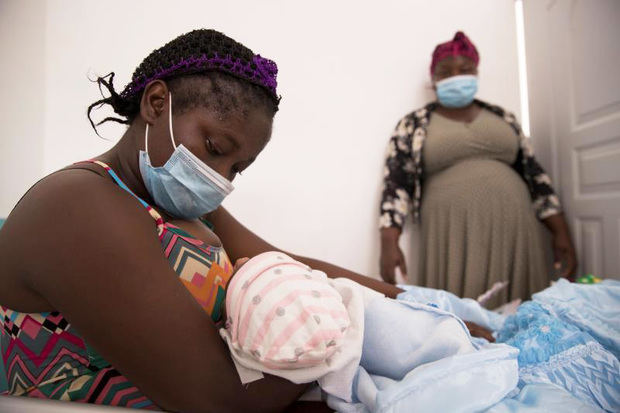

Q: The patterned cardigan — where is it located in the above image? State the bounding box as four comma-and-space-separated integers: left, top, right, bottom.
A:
379, 99, 562, 229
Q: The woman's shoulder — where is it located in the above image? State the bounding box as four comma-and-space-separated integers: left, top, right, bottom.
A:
12, 166, 140, 223
0, 166, 159, 276
400, 102, 439, 122
0, 166, 158, 311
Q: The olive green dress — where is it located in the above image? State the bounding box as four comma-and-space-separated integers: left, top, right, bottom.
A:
419, 109, 548, 308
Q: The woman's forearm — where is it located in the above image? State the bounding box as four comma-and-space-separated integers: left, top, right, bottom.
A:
291, 254, 494, 340
289, 254, 404, 299
380, 226, 402, 245
208, 207, 405, 298
542, 212, 571, 236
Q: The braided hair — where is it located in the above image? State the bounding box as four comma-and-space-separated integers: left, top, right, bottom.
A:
87, 29, 280, 134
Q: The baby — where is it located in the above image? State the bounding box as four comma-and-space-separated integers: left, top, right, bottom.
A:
219, 251, 480, 403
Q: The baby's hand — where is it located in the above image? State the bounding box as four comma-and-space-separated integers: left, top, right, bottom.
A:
233, 257, 250, 273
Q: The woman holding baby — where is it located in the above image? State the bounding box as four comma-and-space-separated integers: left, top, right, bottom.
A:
0, 29, 491, 412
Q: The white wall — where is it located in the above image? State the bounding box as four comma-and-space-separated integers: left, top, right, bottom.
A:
2, 0, 521, 280
0, 0, 46, 216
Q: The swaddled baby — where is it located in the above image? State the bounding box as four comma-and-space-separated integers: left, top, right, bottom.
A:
219, 251, 476, 402
222, 251, 351, 369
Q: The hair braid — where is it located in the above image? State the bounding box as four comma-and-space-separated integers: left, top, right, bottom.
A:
87, 29, 280, 134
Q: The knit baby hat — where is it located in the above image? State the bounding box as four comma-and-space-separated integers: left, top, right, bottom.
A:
223, 251, 351, 369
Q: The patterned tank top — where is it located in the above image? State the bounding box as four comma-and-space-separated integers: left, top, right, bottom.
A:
0, 160, 233, 409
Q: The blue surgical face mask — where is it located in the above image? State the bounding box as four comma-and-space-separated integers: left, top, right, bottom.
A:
138, 93, 234, 219
435, 74, 478, 108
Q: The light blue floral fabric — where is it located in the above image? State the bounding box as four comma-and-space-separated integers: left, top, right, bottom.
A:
532, 279, 620, 360
498, 301, 590, 365
397, 281, 620, 412
496, 301, 619, 411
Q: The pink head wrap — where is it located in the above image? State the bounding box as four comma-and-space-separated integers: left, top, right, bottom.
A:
430, 31, 479, 75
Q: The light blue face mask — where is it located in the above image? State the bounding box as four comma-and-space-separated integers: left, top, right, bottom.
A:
138, 93, 234, 220
435, 74, 478, 108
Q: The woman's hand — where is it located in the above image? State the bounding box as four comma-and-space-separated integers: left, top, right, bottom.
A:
543, 213, 578, 281
552, 232, 577, 281
380, 243, 407, 285
380, 227, 407, 284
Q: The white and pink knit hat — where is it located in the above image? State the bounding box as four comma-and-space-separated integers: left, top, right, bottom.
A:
223, 251, 351, 370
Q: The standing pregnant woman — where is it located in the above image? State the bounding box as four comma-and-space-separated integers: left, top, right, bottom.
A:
379, 32, 577, 308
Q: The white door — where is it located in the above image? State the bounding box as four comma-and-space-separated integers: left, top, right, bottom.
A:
524, 0, 620, 279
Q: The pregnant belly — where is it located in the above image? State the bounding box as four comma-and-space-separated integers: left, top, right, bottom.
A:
421, 158, 532, 212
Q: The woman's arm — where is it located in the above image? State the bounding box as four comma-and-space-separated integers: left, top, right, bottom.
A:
207, 208, 494, 340
10, 171, 308, 413
542, 212, 577, 279
505, 112, 577, 279
207, 208, 404, 298
507, 112, 562, 220
291, 255, 404, 298
379, 118, 416, 284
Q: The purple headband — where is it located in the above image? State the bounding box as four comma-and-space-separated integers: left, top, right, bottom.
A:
121, 53, 278, 99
